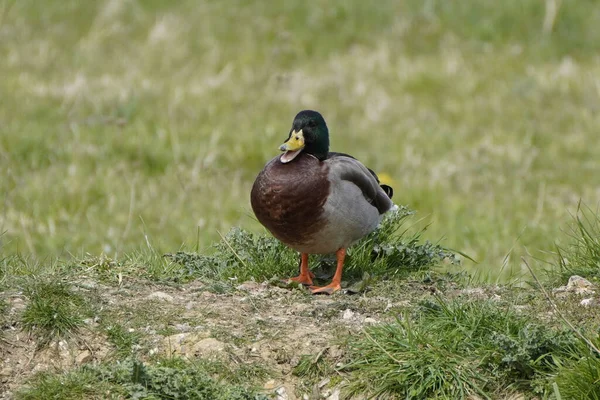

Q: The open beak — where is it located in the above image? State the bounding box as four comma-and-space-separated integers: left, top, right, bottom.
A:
279, 129, 305, 163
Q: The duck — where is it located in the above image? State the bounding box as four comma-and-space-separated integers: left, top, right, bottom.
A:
250, 110, 395, 294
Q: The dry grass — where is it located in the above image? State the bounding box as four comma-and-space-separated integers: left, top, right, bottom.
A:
1, 0, 600, 281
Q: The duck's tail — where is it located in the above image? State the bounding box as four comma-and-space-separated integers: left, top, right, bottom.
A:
380, 184, 393, 199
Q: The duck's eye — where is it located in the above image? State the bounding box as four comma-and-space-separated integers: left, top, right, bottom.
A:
295, 135, 300, 140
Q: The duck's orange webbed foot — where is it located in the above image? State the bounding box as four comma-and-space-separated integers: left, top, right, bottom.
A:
286, 253, 314, 286
309, 248, 346, 296
288, 273, 314, 286
309, 282, 342, 295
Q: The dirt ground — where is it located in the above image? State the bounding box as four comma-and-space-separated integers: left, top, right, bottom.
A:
1, 276, 453, 399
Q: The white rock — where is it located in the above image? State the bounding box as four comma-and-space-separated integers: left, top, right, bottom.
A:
275, 386, 288, 400
327, 388, 341, 400
146, 291, 174, 302
567, 275, 593, 289
236, 281, 267, 293
342, 309, 355, 320
554, 275, 595, 296
580, 298, 596, 307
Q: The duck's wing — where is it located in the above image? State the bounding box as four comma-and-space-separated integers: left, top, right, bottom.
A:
328, 152, 393, 199
326, 153, 394, 214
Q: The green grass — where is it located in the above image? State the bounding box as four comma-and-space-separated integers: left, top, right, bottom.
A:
20, 277, 92, 346
1, 0, 600, 280
16, 357, 269, 400
552, 202, 600, 284
341, 296, 582, 399
104, 324, 142, 358
293, 353, 332, 379
553, 344, 600, 400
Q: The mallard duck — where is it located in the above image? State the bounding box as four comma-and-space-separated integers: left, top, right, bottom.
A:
250, 110, 394, 294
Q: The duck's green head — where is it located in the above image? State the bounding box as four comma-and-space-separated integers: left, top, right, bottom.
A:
279, 110, 329, 163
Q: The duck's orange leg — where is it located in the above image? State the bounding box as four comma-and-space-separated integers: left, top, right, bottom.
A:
310, 248, 345, 295
287, 253, 314, 286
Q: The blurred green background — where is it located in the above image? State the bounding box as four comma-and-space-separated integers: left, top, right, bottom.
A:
1, 0, 599, 279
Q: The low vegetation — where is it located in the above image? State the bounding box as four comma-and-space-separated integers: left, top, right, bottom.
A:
553, 202, 600, 284
17, 358, 269, 400
166, 206, 457, 285
343, 298, 580, 398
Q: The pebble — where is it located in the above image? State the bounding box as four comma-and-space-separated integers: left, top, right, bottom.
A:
75, 350, 92, 365
342, 309, 355, 320
581, 297, 596, 307
146, 291, 175, 302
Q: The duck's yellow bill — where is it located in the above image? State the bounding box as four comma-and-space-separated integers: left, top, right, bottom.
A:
279, 130, 305, 164
279, 129, 305, 152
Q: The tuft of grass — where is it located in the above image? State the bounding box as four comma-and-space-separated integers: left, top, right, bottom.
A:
416, 299, 578, 384
15, 368, 119, 400
166, 206, 458, 285
20, 278, 91, 346
342, 296, 579, 399
293, 351, 334, 380
552, 340, 600, 400
16, 357, 269, 400
165, 227, 298, 282
292, 350, 338, 396
75, 246, 196, 284
104, 324, 142, 357
0, 296, 8, 336
343, 316, 489, 399
552, 202, 600, 283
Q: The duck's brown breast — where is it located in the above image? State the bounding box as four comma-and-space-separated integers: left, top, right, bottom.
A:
250, 154, 330, 248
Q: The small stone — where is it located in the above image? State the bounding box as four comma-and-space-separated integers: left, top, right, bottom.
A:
328, 345, 344, 359
504, 393, 526, 400
460, 288, 486, 298
275, 386, 288, 400
11, 298, 26, 312
162, 332, 211, 356
174, 323, 191, 332
327, 388, 341, 400
79, 281, 97, 289
192, 338, 225, 356
236, 281, 266, 293
75, 350, 92, 365
318, 377, 331, 388
581, 298, 596, 307
0, 367, 14, 376
363, 317, 378, 325
554, 275, 595, 296
384, 301, 393, 312
567, 275, 593, 290
342, 309, 355, 320
264, 379, 277, 390
146, 291, 174, 302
